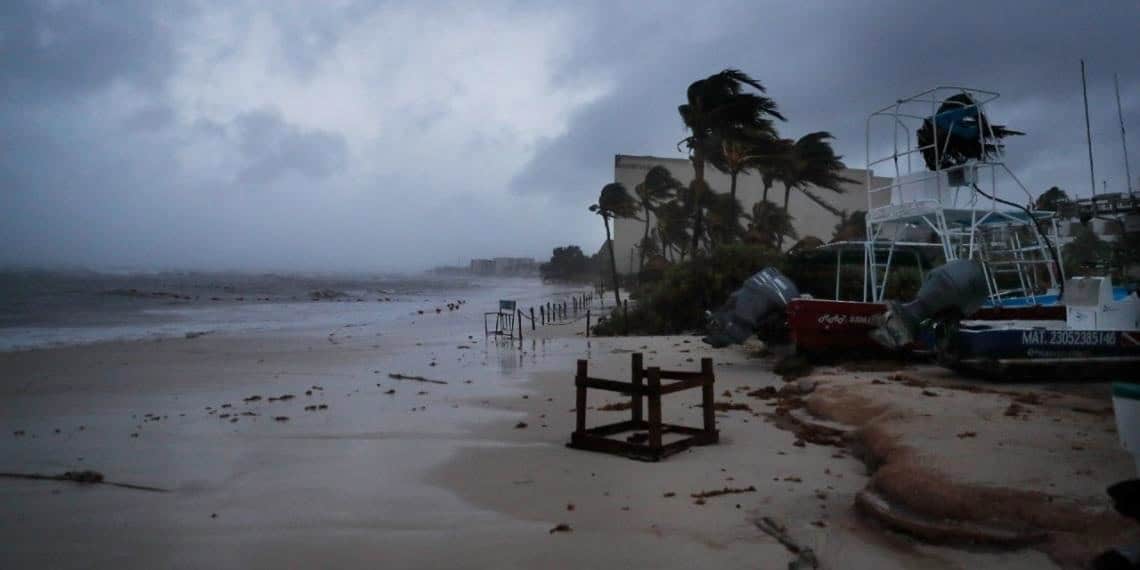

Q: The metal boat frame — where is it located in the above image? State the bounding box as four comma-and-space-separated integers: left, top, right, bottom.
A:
862, 87, 1063, 307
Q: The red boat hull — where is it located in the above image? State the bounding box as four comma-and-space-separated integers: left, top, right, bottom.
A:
786, 299, 887, 352
786, 299, 1066, 353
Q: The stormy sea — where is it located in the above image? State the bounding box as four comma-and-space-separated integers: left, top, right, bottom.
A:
0, 269, 547, 351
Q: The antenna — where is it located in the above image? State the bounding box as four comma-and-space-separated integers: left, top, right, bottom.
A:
1082, 60, 1097, 198
1116, 73, 1134, 196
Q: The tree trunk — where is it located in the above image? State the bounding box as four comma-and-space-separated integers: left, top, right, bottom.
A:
640, 202, 651, 274
729, 170, 739, 243
689, 148, 705, 255
604, 216, 621, 309
779, 186, 792, 249
762, 180, 771, 203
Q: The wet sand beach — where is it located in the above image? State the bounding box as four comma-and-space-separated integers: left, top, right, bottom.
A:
1, 294, 1134, 569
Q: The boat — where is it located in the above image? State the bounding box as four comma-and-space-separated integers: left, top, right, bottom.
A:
933, 275, 1140, 376
786, 87, 1068, 354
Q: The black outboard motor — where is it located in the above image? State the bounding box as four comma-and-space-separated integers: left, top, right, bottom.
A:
870, 259, 988, 350
702, 267, 799, 348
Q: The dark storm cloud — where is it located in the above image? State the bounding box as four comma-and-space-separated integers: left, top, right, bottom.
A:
232, 110, 348, 185
0, 0, 1137, 272
516, 0, 1140, 204
0, 1, 184, 103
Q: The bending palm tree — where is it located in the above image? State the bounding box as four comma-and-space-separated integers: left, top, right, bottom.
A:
589, 182, 637, 309
747, 200, 796, 250
655, 199, 690, 262
709, 134, 786, 241
634, 166, 683, 272
679, 69, 783, 255
778, 132, 856, 247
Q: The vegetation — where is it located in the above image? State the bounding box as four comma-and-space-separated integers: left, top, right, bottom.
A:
590, 68, 860, 337
589, 183, 637, 308
594, 244, 782, 335
633, 166, 683, 273
1035, 186, 1069, 212
678, 70, 783, 254
1063, 224, 1113, 277
539, 246, 595, 282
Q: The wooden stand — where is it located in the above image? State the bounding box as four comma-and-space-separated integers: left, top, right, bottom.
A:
568, 353, 718, 461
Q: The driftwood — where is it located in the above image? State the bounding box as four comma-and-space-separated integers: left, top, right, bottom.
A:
691, 485, 757, 500
754, 516, 820, 570
387, 373, 447, 385
0, 471, 169, 493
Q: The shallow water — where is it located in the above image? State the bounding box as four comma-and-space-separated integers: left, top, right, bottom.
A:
0, 270, 585, 351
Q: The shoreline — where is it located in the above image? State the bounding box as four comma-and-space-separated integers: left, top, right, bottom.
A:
1, 307, 1133, 568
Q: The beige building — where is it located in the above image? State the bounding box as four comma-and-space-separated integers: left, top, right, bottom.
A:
611, 154, 891, 275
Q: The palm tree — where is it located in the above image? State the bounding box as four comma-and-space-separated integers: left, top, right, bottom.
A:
708, 134, 785, 240
679, 69, 783, 255
703, 191, 748, 246
589, 182, 638, 308
655, 199, 690, 262
634, 166, 683, 272
831, 210, 867, 242
778, 132, 856, 247
1035, 186, 1069, 212
746, 200, 796, 250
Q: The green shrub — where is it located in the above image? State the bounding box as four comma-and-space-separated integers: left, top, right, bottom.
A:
593, 243, 782, 336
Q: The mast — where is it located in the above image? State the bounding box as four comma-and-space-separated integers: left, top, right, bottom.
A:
1116, 73, 1134, 196
1082, 59, 1097, 198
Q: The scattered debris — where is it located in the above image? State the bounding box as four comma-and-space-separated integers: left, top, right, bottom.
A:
514, 422, 528, 429
754, 516, 819, 569
1012, 393, 1043, 406
708, 402, 753, 412
549, 523, 573, 534
887, 373, 928, 388
691, 485, 757, 500
1004, 403, 1027, 418
388, 373, 447, 385
921, 390, 939, 397
0, 470, 168, 492
663, 492, 676, 498
773, 354, 813, 381
956, 431, 977, 439
274, 416, 289, 422
597, 402, 632, 411
747, 386, 778, 400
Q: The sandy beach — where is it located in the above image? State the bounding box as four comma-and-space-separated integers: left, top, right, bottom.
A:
2, 283, 1134, 570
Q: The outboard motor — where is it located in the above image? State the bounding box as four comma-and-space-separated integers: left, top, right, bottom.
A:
870, 259, 988, 350
702, 267, 799, 348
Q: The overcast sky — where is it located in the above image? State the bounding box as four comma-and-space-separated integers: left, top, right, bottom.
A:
2, 0, 1137, 272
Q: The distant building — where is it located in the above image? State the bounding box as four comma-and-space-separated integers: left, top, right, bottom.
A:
1051, 193, 1140, 243
469, 259, 495, 274
611, 154, 890, 275
468, 257, 537, 276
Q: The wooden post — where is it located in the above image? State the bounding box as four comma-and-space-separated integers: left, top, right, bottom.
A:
623, 299, 629, 335
517, 310, 523, 343
540, 305, 545, 325
586, 310, 591, 337
646, 367, 662, 450
631, 353, 644, 423
530, 307, 536, 330
701, 358, 715, 435
575, 360, 588, 434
